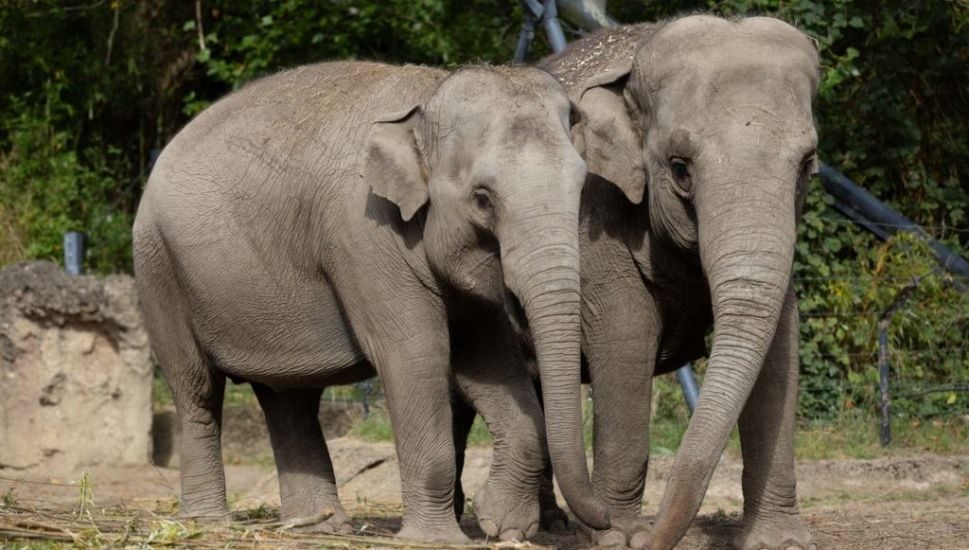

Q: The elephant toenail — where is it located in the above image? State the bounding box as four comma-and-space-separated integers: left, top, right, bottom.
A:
500, 528, 524, 541
809, 545, 817, 550
630, 530, 651, 548
524, 522, 539, 539
786, 546, 802, 550
598, 530, 627, 547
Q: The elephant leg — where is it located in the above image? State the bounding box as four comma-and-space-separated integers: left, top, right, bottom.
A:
171, 363, 228, 519
582, 275, 659, 548
450, 320, 546, 541
371, 327, 467, 544
735, 289, 815, 550
251, 384, 351, 533
532, 378, 569, 531
138, 251, 228, 519
450, 388, 476, 521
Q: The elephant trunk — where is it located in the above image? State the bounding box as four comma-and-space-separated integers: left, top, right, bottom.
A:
501, 213, 610, 531
648, 174, 797, 549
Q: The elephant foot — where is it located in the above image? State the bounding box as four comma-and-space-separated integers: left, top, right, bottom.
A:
177, 502, 230, 523
578, 513, 652, 549
280, 507, 353, 534
396, 522, 470, 544
474, 481, 540, 541
734, 512, 816, 550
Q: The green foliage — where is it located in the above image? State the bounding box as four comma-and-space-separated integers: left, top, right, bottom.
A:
0, 85, 133, 272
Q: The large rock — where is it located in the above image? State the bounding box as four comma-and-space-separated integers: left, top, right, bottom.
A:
0, 261, 152, 472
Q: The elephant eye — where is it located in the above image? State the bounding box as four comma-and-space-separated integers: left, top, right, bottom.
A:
670, 157, 693, 195
472, 187, 494, 215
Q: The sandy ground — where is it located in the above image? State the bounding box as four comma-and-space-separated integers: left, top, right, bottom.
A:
2, 437, 967, 549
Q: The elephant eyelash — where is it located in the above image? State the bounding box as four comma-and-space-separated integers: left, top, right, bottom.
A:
470, 186, 496, 222
669, 157, 694, 197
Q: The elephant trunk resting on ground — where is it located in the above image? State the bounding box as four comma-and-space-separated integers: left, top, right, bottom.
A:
134, 60, 612, 543
454, 14, 821, 550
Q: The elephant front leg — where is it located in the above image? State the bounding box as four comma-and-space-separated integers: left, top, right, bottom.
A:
373, 329, 469, 544
451, 320, 545, 541
735, 289, 815, 550
581, 277, 659, 548
251, 384, 351, 534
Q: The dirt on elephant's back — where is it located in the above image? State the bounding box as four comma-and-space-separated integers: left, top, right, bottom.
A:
1, 439, 966, 549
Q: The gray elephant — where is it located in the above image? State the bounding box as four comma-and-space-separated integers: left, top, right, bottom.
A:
558, 15, 819, 549
455, 14, 820, 549
133, 60, 611, 543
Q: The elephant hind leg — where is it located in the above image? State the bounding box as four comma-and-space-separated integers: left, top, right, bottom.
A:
450, 389, 476, 521
136, 225, 228, 519
251, 384, 351, 533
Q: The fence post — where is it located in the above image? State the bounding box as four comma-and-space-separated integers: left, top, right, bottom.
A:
63, 231, 85, 275
360, 379, 373, 417
877, 318, 891, 446
876, 278, 921, 447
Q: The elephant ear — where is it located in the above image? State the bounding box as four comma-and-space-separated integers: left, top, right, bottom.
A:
363, 106, 428, 222
572, 65, 646, 205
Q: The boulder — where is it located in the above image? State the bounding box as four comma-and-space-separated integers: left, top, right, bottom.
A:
0, 261, 152, 472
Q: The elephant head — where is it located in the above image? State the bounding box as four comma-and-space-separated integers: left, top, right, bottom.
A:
362, 66, 609, 529
571, 16, 819, 545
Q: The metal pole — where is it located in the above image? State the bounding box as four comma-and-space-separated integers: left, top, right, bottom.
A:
675, 363, 701, 414
875, 279, 920, 447
514, 0, 544, 63
360, 379, 372, 417
542, 0, 568, 53
63, 231, 85, 275
877, 319, 891, 447
819, 164, 969, 282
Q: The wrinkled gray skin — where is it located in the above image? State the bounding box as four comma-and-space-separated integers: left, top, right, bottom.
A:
555, 15, 819, 550
133, 61, 611, 543
456, 14, 820, 549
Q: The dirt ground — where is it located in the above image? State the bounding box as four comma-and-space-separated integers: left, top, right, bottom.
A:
2, 434, 967, 549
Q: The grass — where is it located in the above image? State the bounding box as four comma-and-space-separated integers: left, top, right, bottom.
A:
338, 384, 969, 462
153, 370, 262, 410
350, 405, 493, 447
152, 369, 969, 460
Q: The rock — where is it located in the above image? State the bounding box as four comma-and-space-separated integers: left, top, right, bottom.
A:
0, 261, 152, 472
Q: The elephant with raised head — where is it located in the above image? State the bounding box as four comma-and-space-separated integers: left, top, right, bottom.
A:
546, 15, 821, 549
133, 61, 610, 543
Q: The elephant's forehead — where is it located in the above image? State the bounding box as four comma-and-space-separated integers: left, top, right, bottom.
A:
429, 69, 568, 121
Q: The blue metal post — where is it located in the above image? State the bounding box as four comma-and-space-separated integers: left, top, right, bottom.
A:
542, 0, 568, 53
675, 363, 700, 414
64, 232, 85, 275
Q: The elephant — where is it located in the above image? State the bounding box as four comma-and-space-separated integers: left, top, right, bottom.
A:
452, 14, 821, 549
132, 60, 612, 543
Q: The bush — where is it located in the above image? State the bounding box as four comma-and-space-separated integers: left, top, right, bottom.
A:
0, 83, 132, 272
